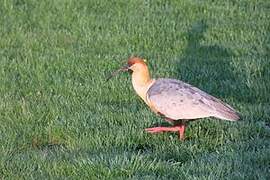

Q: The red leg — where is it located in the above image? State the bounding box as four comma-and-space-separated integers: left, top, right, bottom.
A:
178, 125, 185, 140
145, 124, 186, 141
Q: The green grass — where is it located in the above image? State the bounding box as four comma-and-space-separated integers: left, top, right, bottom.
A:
0, 0, 270, 179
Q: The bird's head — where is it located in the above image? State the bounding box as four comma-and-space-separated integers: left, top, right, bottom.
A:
106, 56, 148, 81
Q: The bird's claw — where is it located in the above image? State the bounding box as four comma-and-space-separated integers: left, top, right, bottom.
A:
145, 127, 163, 133
145, 127, 177, 133
145, 126, 186, 140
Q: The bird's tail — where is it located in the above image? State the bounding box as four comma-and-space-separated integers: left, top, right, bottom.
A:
213, 101, 240, 121
214, 110, 240, 121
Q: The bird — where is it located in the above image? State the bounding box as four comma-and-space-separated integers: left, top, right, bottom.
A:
107, 57, 240, 140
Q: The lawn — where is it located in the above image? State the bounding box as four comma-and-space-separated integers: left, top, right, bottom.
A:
0, 0, 270, 179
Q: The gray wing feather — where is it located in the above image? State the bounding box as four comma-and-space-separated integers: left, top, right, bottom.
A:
147, 78, 239, 121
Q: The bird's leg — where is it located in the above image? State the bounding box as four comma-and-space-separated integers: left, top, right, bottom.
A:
178, 124, 185, 141
145, 120, 186, 140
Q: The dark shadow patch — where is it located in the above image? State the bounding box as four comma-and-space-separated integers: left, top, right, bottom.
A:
156, 146, 195, 165
174, 20, 247, 103
265, 122, 270, 129
132, 143, 153, 153
31, 137, 67, 152
36, 143, 67, 151
151, 121, 173, 127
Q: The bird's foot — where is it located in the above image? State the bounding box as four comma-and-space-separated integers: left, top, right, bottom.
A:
145, 125, 185, 140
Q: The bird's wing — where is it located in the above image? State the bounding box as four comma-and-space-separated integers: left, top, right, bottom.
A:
147, 78, 239, 121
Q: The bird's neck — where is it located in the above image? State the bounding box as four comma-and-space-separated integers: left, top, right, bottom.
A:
131, 68, 154, 103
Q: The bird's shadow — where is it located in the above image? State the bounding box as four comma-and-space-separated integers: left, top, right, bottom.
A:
174, 20, 243, 103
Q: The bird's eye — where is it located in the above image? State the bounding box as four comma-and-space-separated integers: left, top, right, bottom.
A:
128, 69, 133, 73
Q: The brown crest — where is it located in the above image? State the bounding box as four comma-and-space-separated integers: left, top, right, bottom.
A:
128, 57, 147, 66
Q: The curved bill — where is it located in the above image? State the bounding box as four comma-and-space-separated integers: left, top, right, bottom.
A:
106, 64, 129, 81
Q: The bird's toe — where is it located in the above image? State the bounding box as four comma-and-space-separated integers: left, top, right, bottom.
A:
145, 127, 162, 133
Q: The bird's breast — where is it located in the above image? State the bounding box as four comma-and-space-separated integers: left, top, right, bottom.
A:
132, 79, 155, 104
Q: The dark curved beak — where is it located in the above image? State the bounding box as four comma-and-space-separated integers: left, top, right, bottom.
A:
106, 64, 129, 81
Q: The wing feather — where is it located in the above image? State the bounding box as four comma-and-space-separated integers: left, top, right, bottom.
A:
147, 78, 239, 121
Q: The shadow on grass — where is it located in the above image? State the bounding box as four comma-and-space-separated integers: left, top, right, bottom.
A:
174, 20, 242, 102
